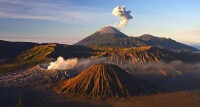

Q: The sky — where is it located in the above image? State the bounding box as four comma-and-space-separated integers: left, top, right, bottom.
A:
0, 0, 200, 47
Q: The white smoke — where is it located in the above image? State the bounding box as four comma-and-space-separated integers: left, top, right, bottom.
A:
47, 57, 78, 70
47, 57, 108, 71
112, 6, 133, 29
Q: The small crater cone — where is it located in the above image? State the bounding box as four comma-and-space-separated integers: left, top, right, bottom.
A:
53, 63, 158, 98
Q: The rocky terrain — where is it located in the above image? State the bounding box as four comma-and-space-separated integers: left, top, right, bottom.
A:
1, 42, 200, 74
0, 65, 77, 90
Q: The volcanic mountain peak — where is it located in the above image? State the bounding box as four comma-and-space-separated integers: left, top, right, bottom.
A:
53, 63, 159, 98
96, 26, 124, 34
75, 26, 199, 51
75, 26, 128, 46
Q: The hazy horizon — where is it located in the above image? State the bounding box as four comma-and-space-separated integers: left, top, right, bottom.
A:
0, 0, 200, 47
1, 36, 200, 50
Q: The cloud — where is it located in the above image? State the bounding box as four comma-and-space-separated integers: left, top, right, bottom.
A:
0, 0, 108, 24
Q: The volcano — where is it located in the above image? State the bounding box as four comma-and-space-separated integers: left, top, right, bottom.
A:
53, 63, 159, 98
75, 26, 128, 46
75, 26, 198, 52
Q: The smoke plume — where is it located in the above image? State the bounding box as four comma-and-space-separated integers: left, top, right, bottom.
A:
112, 6, 133, 29
47, 57, 107, 71
47, 57, 78, 70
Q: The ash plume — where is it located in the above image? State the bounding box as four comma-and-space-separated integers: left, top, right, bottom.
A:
112, 6, 133, 29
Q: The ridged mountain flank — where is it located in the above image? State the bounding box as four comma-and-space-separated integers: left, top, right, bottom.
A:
53, 64, 159, 98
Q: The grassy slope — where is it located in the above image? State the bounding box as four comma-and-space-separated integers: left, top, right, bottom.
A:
0, 44, 56, 73
0, 44, 102, 74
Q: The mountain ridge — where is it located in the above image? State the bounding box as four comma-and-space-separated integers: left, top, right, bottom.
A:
136, 34, 198, 52
1, 43, 200, 73
0, 40, 38, 58
75, 26, 199, 52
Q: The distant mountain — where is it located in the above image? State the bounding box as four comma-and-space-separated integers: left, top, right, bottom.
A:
192, 45, 200, 50
75, 26, 199, 52
137, 34, 199, 52
185, 42, 200, 50
53, 63, 159, 98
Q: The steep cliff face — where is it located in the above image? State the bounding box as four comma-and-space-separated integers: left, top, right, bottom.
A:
94, 46, 170, 64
